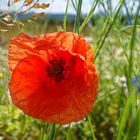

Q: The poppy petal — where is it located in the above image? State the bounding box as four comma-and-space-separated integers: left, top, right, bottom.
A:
9, 33, 41, 71
37, 32, 93, 60
9, 32, 98, 124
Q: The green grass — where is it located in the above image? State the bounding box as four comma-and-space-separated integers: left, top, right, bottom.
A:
0, 0, 140, 139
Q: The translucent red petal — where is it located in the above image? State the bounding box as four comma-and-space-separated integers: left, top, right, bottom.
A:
9, 32, 98, 124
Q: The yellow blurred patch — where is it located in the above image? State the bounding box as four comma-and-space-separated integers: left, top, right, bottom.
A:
0, 72, 4, 78
137, 28, 140, 33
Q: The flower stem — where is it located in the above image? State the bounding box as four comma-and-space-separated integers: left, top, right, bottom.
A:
88, 114, 97, 140
94, 0, 125, 61
39, 124, 46, 140
63, 0, 69, 31
49, 123, 56, 140
74, 0, 83, 34
39, 123, 55, 140
66, 124, 71, 140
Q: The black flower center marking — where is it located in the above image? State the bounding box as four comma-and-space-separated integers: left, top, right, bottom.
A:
46, 58, 70, 81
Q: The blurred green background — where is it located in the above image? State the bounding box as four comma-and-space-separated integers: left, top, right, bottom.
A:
0, 0, 140, 140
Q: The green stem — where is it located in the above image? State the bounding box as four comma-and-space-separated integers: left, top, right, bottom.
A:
127, 3, 140, 93
88, 114, 97, 140
39, 126, 44, 140
79, 0, 99, 33
39, 123, 47, 140
117, 3, 140, 140
117, 94, 132, 140
74, 0, 82, 33
39, 123, 55, 140
66, 125, 71, 140
48, 124, 56, 140
94, 0, 125, 61
63, 0, 69, 32
114, 26, 129, 61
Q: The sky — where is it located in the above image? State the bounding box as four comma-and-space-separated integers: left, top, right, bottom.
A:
0, 0, 96, 14
0, 0, 138, 15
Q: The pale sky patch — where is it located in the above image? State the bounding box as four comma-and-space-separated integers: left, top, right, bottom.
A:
0, 0, 138, 15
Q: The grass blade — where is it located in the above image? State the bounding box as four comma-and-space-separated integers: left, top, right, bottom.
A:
94, 0, 125, 61
63, 0, 69, 32
124, 107, 140, 140
117, 94, 132, 140
117, 3, 140, 140
127, 3, 140, 93
48, 124, 56, 140
79, 0, 99, 33
74, 0, 82, 33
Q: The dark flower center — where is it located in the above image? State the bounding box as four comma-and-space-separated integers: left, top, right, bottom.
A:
46, 58, 70, 81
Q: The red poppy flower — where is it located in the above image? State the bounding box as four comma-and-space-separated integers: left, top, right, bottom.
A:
9, 32, 98, 124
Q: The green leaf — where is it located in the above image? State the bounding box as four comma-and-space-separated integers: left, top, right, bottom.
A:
124, 107, 140, 140
117, 94, 132, 140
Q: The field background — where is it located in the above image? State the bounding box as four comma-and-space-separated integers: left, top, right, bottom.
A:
0, 0, 140, 140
